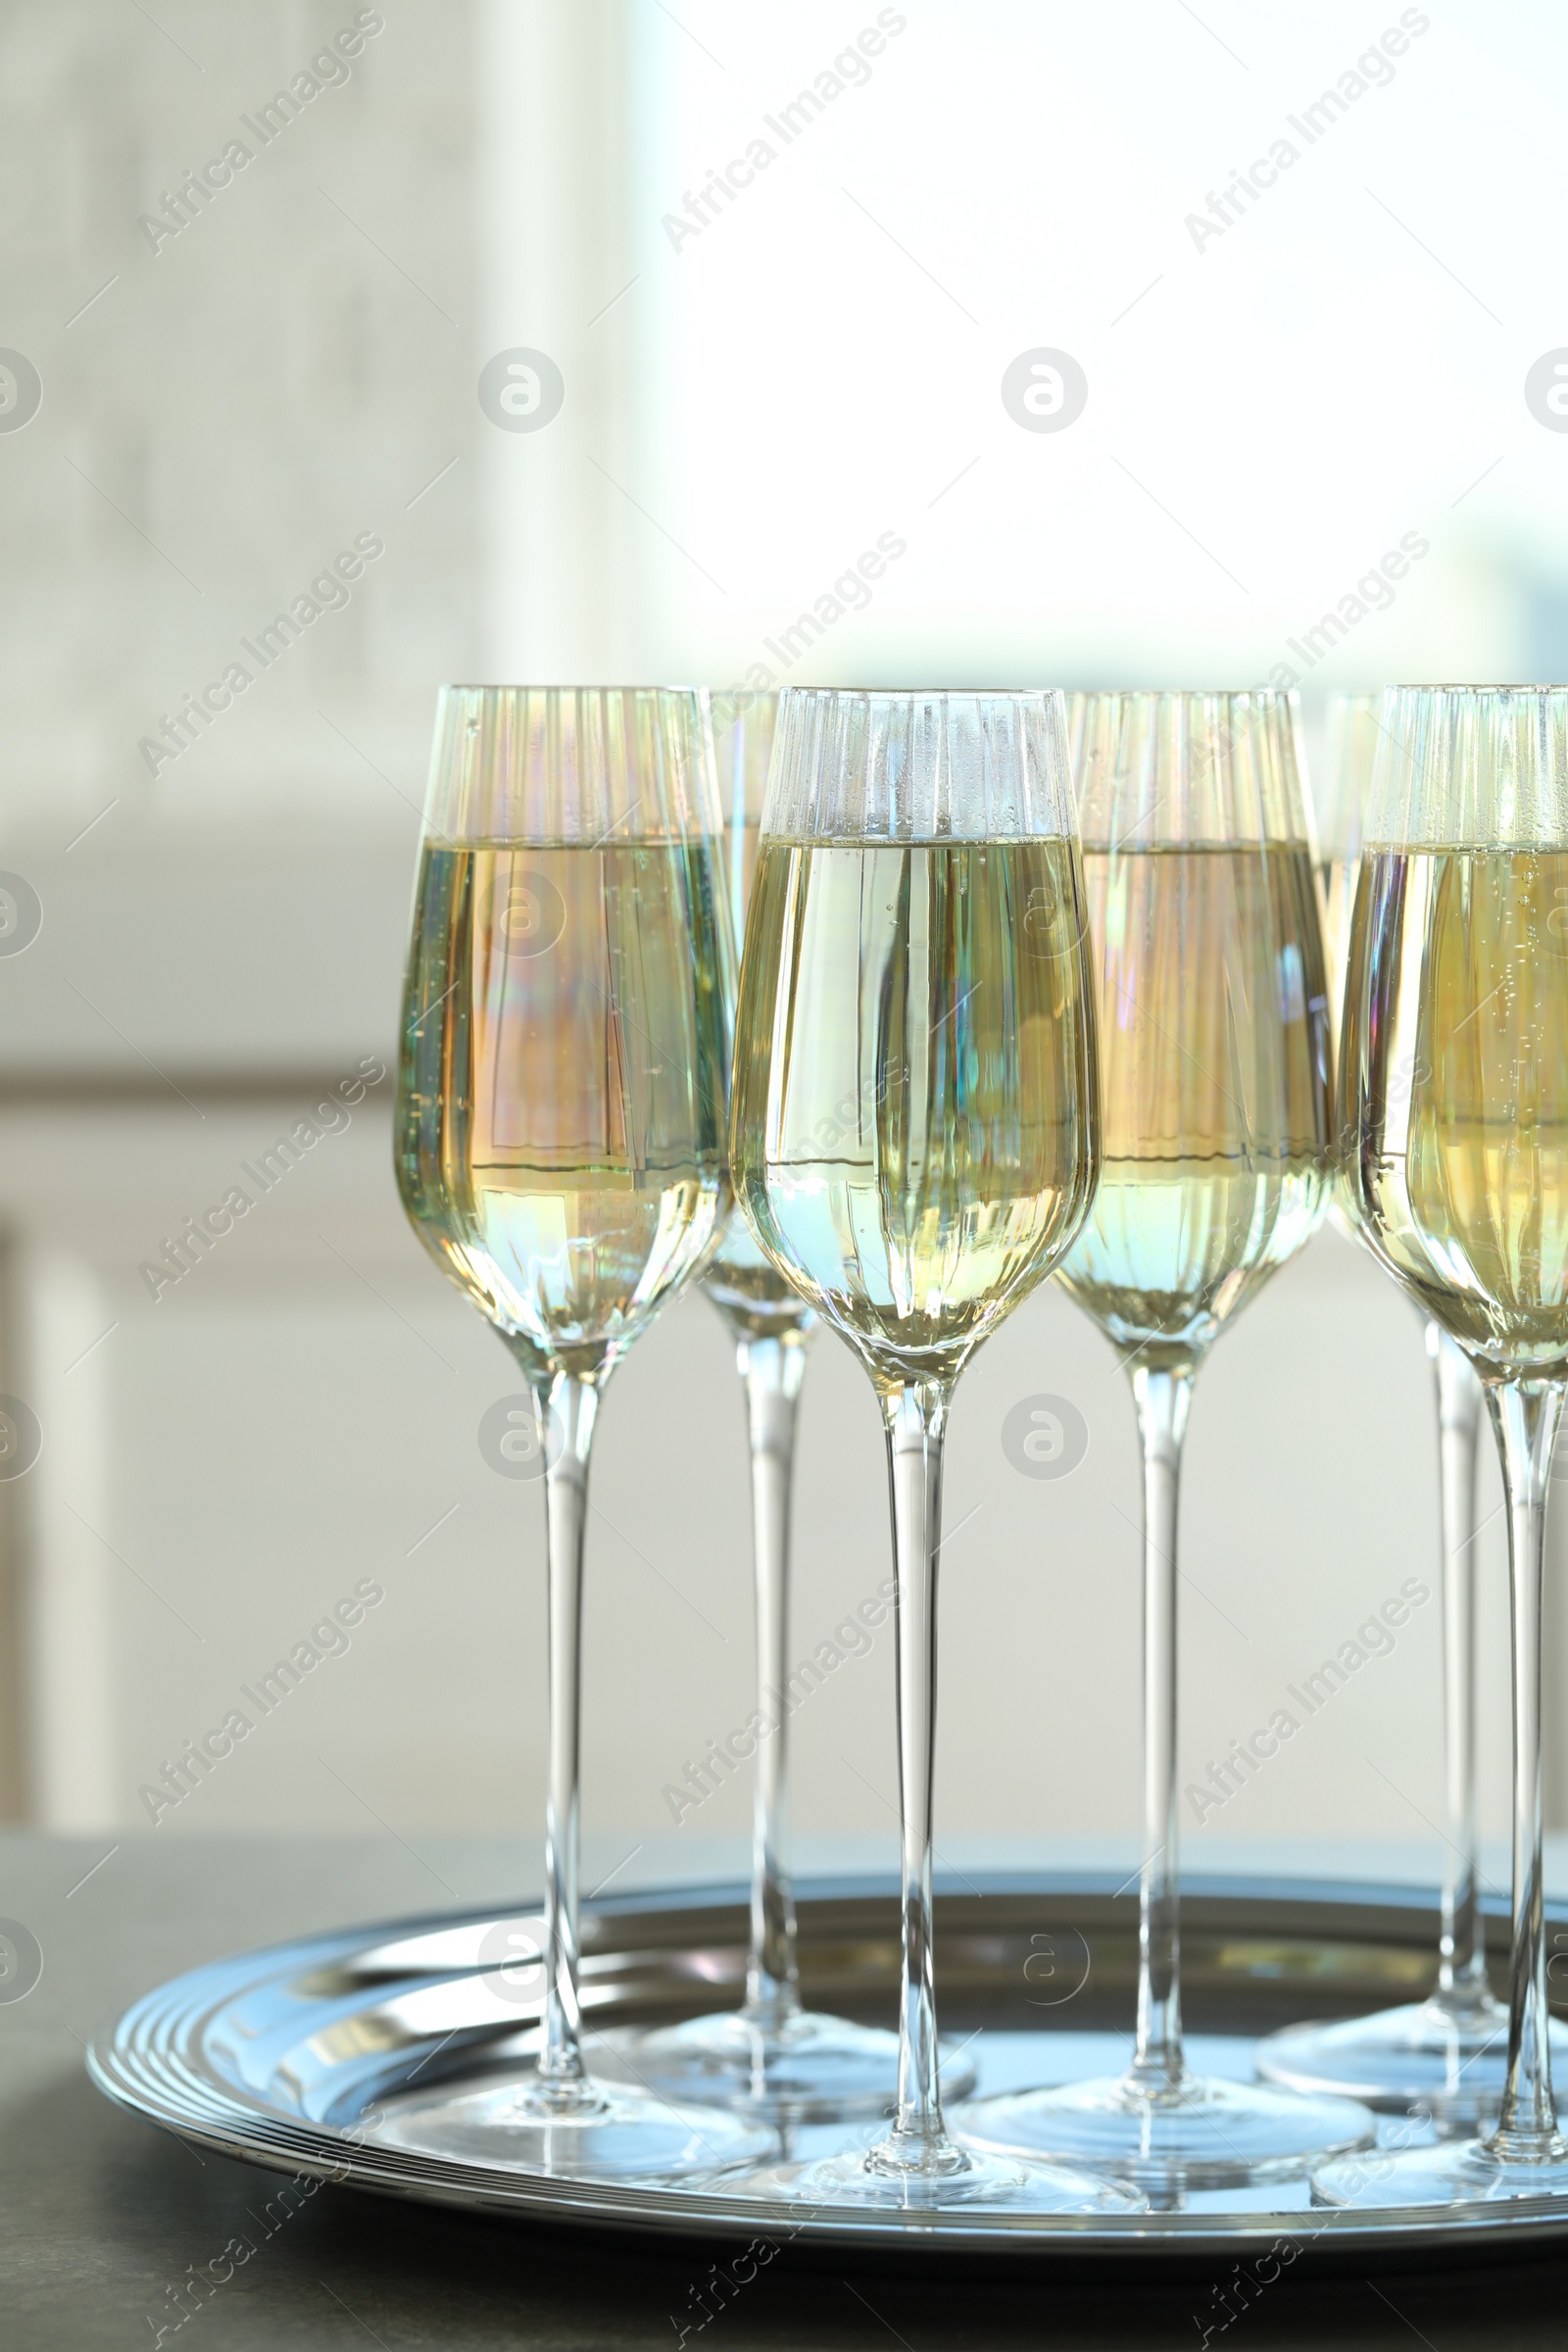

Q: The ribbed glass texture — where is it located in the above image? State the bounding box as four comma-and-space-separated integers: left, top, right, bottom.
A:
760, 689, 1075, 844
422, 686, 724, 846
1068, 689, 1316, 850
1365, 686, 1568, 850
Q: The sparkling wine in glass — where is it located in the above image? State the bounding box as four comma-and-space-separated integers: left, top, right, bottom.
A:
1260, 691, 1565, 2128
1315, 685, 1568, 2208
625, 693, 964, 2122
957, 690, 1376, 2190
381, 685, 771, 2184
726, 687, 1142, 2213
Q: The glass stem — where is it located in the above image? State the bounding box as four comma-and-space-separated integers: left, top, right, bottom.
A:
1428, 1323, 1489, 2014
871, 1377, 965, 2177
1485, 1378, 1566, 2163
531, 1369, 602, 2112
1129, 1361, 1194, 2098
738, 1331, 808, 2034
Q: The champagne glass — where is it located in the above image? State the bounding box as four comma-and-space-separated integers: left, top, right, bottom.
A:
626, 694, 963, 2121
957, 690, 1376, 2189
1315, 685, 1568, 2207
384, 685, 772, 2183
726, 686, 1141, 2213
1260, 693, 1564, 2126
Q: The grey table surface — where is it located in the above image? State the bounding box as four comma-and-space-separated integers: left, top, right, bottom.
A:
5, 1828, 1568, 2350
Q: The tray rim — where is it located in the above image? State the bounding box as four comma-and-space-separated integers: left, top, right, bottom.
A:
86, 1869, 1568, 2262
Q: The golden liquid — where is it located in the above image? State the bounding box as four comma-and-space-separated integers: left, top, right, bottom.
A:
1056, 845, 1334, 1371
1317, 854, 1360, 1245
722, 810, 765, 943
703, 813, 813, 1340
396, 843, 731, 1379
1342, 848, 1568, 1379
730, 838, 1100, 1392
1317, 856, 1356, 1063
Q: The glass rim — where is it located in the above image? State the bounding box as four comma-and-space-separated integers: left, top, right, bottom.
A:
776, 685, 1064, 705
1067, 686, 1299, 704
436, 682, 712, 697
761, 686, 1078, 842
1382, 681, 1568, 695
422, 684, 726, 844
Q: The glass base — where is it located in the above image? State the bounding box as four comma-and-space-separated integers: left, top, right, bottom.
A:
369, 2074, 775, 2185
956, 2072, 1376, 2189
611, 2007, 975, 2124
737, 2131, 1146, 2213
1313, 2131, 1568, 2209
1258, 1995, 1568, 2130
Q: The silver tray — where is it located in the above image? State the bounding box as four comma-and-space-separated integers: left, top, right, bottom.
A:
86, 1872, 1568, 2259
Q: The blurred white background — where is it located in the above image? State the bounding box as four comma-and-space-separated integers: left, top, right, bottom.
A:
1, 0, 1565, 1892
